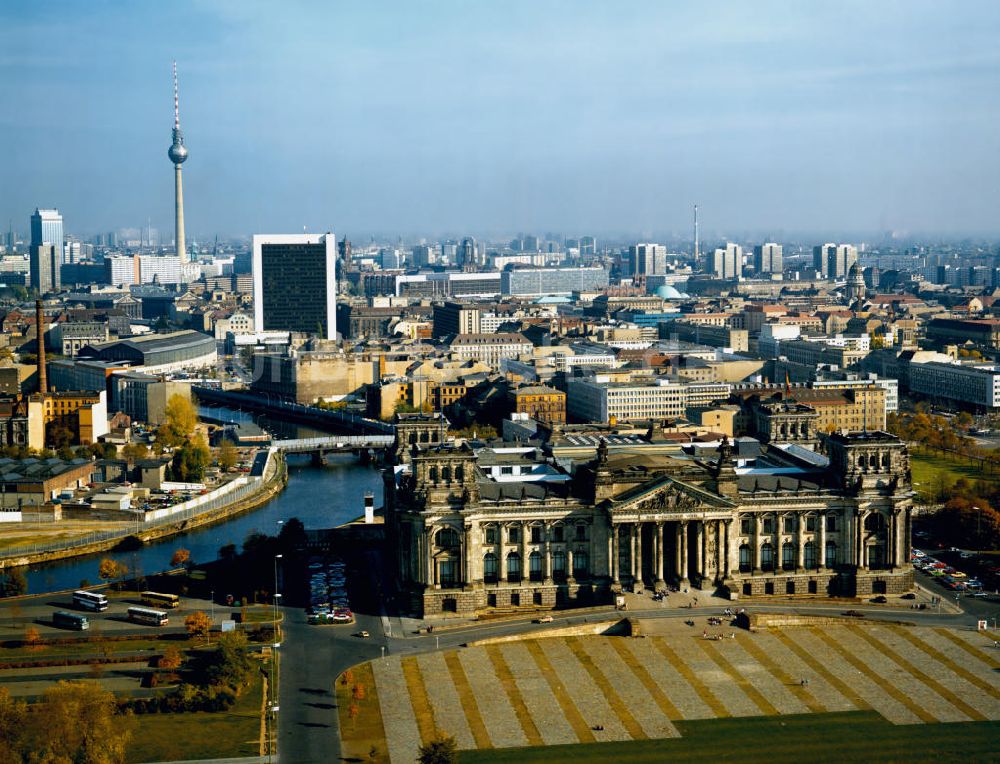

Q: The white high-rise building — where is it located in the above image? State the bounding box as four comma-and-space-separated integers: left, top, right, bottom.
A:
753, 243, 782, 274
710, 243, 742, 280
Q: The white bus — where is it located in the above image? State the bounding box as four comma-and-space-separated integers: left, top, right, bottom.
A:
127, 606, 169, 627
72, 590, 109, 612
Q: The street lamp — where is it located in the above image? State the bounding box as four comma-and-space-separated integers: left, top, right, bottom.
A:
268, 553, 283, 763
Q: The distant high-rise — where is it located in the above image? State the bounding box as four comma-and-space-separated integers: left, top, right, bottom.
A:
167, 62, 189, 264
580, 236, 597, 255
753, 243, 783, 274
458, 237, 478, 266
629, 243, 667, 277
252, 234, 337, 339
832, 244, 858, 279
30, 208, 63, 294
709, 242, 742, 280
813, 243, 835, 277
31, 208, 63, 253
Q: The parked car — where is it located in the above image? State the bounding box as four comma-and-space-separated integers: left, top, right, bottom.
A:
533, 615, 554, 624
870, 595, 887, 603
842, 610, 864, 617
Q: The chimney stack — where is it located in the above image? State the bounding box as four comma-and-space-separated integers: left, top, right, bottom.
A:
35, 299, 47, 394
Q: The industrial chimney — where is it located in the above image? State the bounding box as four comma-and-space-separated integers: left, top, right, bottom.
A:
35, 299, 47, 394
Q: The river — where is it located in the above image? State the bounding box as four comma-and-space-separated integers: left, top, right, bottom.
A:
22, 405, 385, 594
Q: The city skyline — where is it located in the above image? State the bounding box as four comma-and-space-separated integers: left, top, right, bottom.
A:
2, 2, 1000, 240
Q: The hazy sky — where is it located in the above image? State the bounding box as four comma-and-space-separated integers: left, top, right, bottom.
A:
2, 1, 999, 241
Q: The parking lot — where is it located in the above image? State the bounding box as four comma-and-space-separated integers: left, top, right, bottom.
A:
305, 555, 354, 625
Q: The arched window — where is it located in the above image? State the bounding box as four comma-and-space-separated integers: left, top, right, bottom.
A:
864, 513, 885, 533
456, 464, 464, 481
507, 552, 521, 582
858, 454, 868, 470
738, 544, 751, 573
782, 542, 796, 571
573, 551, 589, 579
483, 552, 498, 583
882, 453, 891, 470
435, 528, 460, 548
442, 466, 452, 482
804, 541, 817, 569
761, 543, 774, 571
529, 551, 543, 581
825, 541, 837, 568
428, 466, 438, 483
552, 550, 566, 580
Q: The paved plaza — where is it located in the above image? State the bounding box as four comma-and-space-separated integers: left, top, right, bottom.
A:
364, 623, 1000, 762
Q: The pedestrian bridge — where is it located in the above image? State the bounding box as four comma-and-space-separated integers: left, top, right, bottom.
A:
271, 435, 395, 454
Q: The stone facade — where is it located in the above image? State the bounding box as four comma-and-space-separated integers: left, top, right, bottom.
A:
386, 431, 915, 617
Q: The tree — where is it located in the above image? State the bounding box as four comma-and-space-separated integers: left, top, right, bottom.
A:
158, 394, 198, 447
278, 516, 307, 551
23, 626, 41, 651
98, 558, 126, 585
158, 646, 182, 671
418, 734, 459, 764
0, 568, 27, 598
218, 439, 238, 472
122, 442, 149, 464
206, 632, 254, 690
171, 548, 191, 568
218, 543, 238, 562
184, 611, 212, 643
171, 435, 211, 481
29, 681, 133, 764
0, 687, 26, 763
46, 420, 75, 450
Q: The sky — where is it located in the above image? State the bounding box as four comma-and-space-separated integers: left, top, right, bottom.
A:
1, 1, 999, 242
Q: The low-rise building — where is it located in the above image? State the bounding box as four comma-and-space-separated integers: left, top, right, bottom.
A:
510, 385, 566, 426
450, 333, 533, 366
908, 361, 1000, 409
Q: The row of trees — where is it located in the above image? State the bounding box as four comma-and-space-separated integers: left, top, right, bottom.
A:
0, 683, 133, 763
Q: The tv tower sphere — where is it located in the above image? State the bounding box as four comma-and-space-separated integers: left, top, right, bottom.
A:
168, 134, 188, 164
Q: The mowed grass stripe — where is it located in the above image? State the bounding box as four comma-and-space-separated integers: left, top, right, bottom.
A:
484, 645, 545, 746
401, 656, 439, 745
651, 637, 730, 718
810, 628, 937, 724
855, 628, 986, 722
893, 627, 1000, 701
522, 640, 596, 744
694, 639, 779, 716
443, 651, 494, 749
738, 636, 826, 714
566, 637, 647, 739
772, 631, 871, 711
609, 638, 683, 720
935, 628, 1000, 669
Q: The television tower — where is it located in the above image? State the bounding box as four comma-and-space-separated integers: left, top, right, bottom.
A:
693, 204, 699, 264
167, 62, 189, 263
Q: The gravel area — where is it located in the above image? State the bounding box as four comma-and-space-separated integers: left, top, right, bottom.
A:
832, 627, 970, 723
500, 642, 579, 746
870, 626, 1000, 720
668, 636, 761, 717
580, 637, 680, 738
415, 651, 475, 749
722, 639, 808, 715
627, 637, 716, 720
793, 629, 921, 725
372, 656, 423, 764
458, 647, 529, 748
752, 632, 856, 713
539, 638, 632, 742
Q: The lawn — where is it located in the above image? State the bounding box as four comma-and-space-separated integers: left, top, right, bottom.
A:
461, 711, 1000, 764
336, 662, 388, 763
910, 450, 1000, 494
0, 635, 192, 661
125, 672, 264, 763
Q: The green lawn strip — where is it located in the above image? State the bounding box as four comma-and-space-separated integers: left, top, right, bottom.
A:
125, 672, 263, 763
335, 661, 388, 763
910, 451, 998, 491
460, 712, 1000, 764
1, 636, 193, 662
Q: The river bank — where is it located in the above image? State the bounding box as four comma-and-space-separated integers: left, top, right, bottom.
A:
0, 453, 289, 570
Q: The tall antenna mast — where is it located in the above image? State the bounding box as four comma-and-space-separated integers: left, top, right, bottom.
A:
173, 61, 180, 130
693, 204, 699, 264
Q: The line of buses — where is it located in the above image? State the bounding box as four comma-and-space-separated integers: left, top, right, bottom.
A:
53, 590, 181, 631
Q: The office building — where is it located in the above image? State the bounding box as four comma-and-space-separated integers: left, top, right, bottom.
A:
29, 208, 63, 294
31, 208, 63, 254
501, 266, 608, 296
252, 233, 337, 339
752, 243, 782, 274
628, 243, 667, 277
709, 243, 742, 280
433, 302, 481, 339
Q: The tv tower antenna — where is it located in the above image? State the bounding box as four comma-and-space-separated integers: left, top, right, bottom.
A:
693, 204, 699, 264
173, 61, 180, 130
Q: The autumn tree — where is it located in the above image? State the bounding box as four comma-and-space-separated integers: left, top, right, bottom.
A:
23, 626, 41, 651
158, 393, 198, 447
98, 558, 126, 585
28, 681, 133, 764
184, 610, 212, 642
218, 439, 238, 472
170, 434, 211, 481
171, 548, 191, 568
158, 646, 182, 671
121, 442, 149, 464
0, 567, 27, 597
0, 687, 26, 762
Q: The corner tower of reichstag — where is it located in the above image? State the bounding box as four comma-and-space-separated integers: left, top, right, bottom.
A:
385, 430, 914, 617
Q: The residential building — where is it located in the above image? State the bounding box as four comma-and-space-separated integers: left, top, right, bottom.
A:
709, 243, 741, 280
450, 333, 533, 365
752, 243, 783, 274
